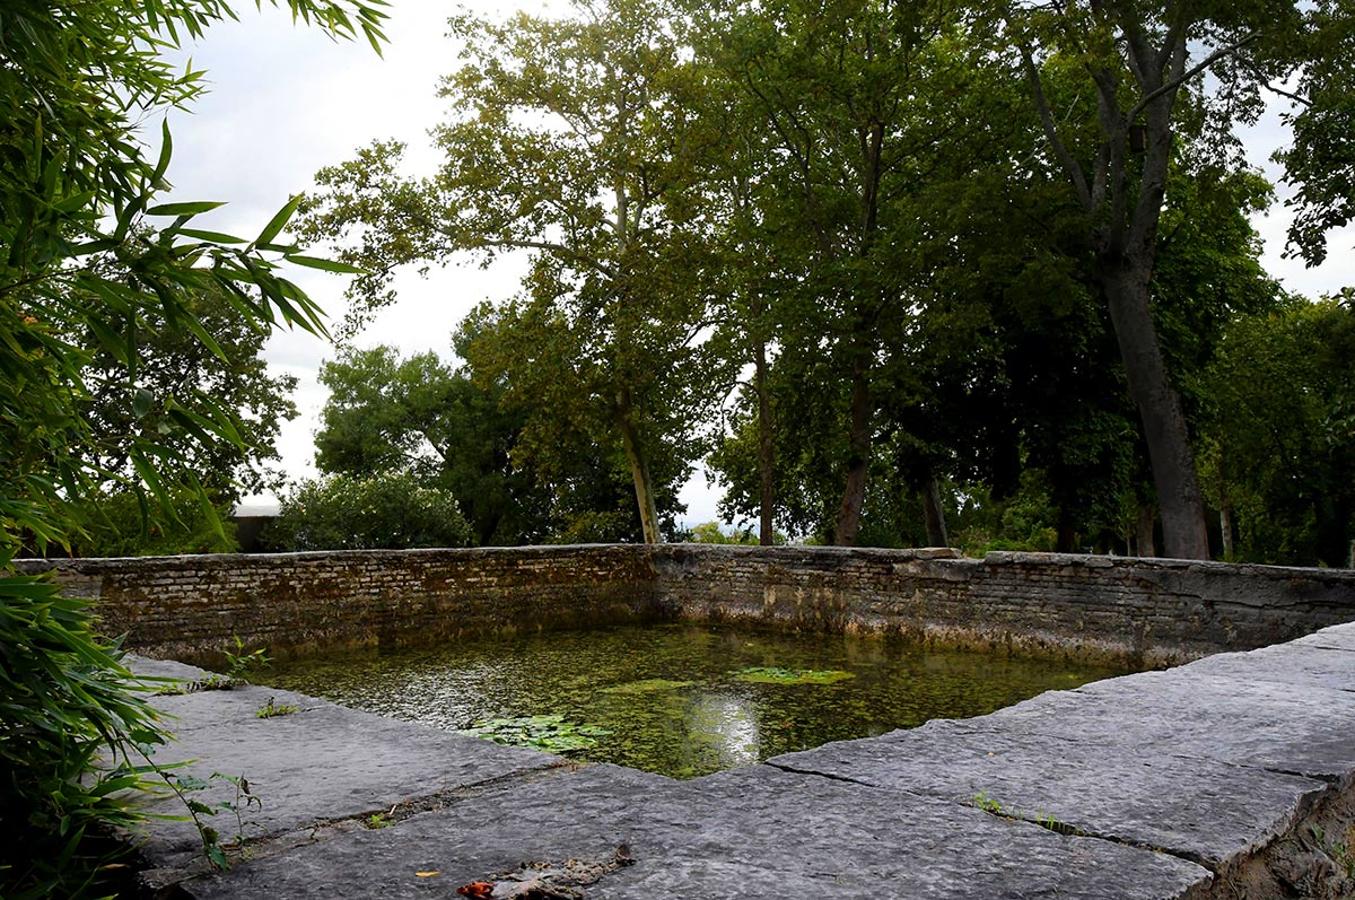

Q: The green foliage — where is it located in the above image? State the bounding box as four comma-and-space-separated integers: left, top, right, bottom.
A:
0, 563, 169, 896
223, 636, 271, 684
265, 472, 473, 552
315, 344, 640, 546
731, 667, 855, 685
1199, 295, 1355, 566
0, 1, 384, 893
685, 522, 760, 545
167, 771, 262, 870
461, 715, 612, 754
68, 488, 239, 557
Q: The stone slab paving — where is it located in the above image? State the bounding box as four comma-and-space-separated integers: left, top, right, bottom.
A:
126, 625, 1355, 899
1186, 640, 1355, 694
184, 764, 1209, 899
772, 718, 1327, 867
1296, 622, 1355, 653
124, 660, 562, 870
991, 669, 1355, 780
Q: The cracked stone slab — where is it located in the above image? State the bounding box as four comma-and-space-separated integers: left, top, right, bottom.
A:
1187, 641, 1355, 694
127, 653, 215, 685
181, 763, 1208, 899
980, 668, 1355, 781
1294, 623, 1355, 653
130, 688, 563, 869
770, 718, 1328, 869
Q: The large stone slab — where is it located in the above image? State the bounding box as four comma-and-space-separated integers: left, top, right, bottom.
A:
999, 669, 1355, 780
771, 719, 1327, 868
1187, 641, 1355, 693
183, 764, 1208, 900
1295, 622, 1355, 653
131, 684, 562, 867
127, 654, 215, 684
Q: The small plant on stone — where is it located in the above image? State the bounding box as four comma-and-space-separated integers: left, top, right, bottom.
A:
973, 792, 1004, 815
224, 636, 270, 684
255, 697, 300, 719
365, 811, 394, 829
163, 771, 262, 870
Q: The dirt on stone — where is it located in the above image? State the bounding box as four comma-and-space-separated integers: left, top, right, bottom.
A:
1199, 782, 1355, 899
457, 844, 636, 899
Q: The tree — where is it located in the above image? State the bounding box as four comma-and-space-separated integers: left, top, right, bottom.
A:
300, 0, 730, 543
315, 345, 543, 545
0, 1, 385, 893
698, 0, 1020, 545
998, 0, 1351, 559
75, 284, 299, 504
1200, 294, 1355, 567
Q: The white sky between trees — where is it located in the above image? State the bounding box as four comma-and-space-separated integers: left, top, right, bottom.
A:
160, 3, 1353, 526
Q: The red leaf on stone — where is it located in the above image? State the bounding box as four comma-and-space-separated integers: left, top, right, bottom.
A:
457, 881, 496, 898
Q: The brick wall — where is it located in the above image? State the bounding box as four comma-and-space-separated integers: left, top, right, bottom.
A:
18, 545, 1355, 666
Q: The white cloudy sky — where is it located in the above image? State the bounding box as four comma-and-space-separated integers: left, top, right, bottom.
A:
159, 3, 1352, 523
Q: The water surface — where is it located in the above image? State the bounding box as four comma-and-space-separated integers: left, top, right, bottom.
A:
261, 623, 1125, 778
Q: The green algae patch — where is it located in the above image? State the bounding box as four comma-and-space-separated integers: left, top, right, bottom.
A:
733, 666, 856, 685
600, 678, 697, 695
461, 714, 610, 754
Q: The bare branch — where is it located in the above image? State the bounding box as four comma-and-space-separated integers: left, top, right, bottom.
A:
1127, 33, 1260, 122
1021, 45, 1093, 211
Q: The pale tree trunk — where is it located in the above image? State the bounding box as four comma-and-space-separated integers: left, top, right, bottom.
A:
1103, 263, 1210, 560
921, 475, 948, 547
616, 400, 661, 544
754, 338, 775, 546
1220, 506, 1235, 560
1136, 502, 1157, 558
833, 354, 872, 545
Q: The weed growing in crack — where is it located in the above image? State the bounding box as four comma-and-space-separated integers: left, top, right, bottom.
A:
255, 697, 300, 719
160, 771, 262, 869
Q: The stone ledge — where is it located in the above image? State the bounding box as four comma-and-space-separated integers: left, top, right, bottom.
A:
128, 624, 1355, 899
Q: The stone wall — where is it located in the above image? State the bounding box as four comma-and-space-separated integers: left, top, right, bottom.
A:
17, 546, 657, 662
18, 545, 1355, 665
650, 545, 1355, 665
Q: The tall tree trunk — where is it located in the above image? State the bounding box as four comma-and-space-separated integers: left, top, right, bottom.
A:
921, 474, 948, 547
1219, 506, 1234, 560
754, 338, 775, 546
616, 402, 661, 544
1101, 262, 1210, 560
833, 354, 872, 546
1136, 503, 1157, 558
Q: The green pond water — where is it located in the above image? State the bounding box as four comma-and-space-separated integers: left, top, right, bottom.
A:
259, 624, 1126, 779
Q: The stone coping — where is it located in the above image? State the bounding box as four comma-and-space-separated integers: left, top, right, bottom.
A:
126, 621, 1355, 899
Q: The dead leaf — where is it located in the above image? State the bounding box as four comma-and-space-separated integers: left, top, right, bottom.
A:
457, 881, 496, 898
415, 870, 441, 878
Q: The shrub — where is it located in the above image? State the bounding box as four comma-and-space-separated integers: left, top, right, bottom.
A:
264, 472, 474, 551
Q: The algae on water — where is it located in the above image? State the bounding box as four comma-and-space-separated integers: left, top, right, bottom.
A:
600, 678, 697, 695
732, 666, 856, 685
461, 714, 610, 753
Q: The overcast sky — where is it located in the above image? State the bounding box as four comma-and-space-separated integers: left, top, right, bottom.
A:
161, 3, 1352, 523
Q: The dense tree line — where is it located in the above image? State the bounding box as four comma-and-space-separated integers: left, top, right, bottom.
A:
301, 0, 1353, 567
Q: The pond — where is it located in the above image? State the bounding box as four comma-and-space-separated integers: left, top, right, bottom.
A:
260, 623, 1127, 779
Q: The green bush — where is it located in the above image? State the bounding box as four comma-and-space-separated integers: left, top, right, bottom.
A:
264, 472, 474, 551
0, 559, 168, 897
